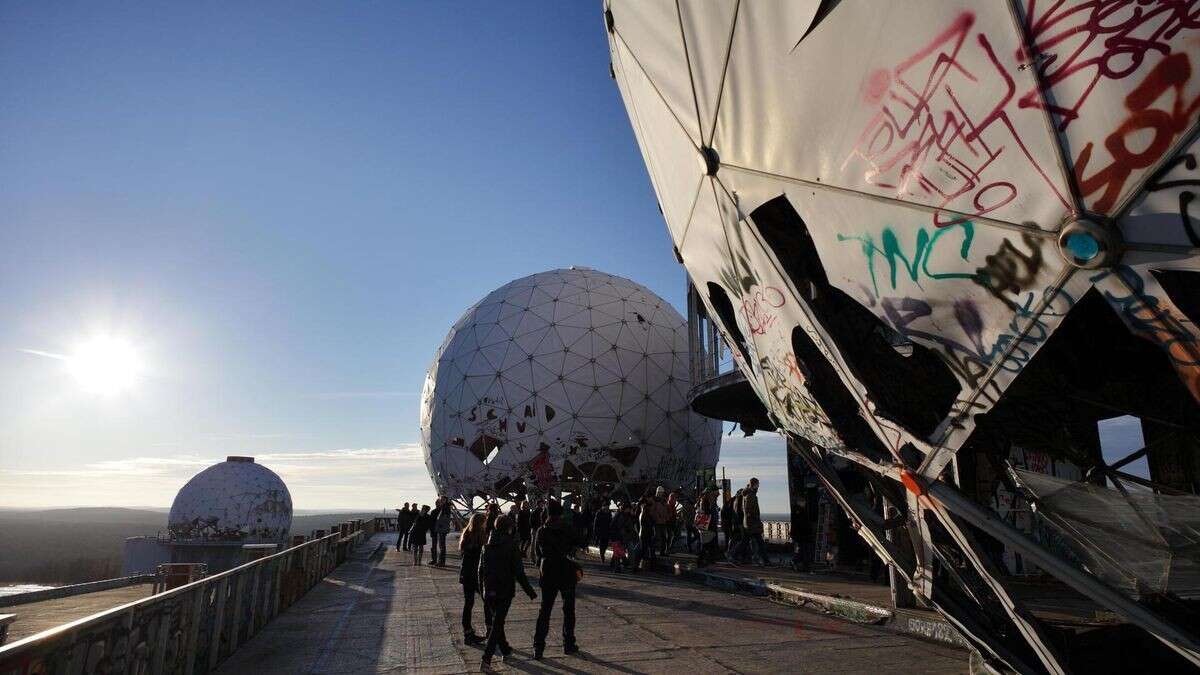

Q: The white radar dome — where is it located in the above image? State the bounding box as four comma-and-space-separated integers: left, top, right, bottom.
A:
168, 456, 293, 543
420, 267, 721, 502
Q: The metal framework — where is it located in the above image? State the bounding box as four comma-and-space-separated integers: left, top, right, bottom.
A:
605, 1, 1200, 671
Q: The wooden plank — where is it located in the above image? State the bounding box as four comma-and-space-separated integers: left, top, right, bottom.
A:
151, 608, 170, 675
227, 572, 246, 653
207, 578, 228, 669
182, 587, 205, 675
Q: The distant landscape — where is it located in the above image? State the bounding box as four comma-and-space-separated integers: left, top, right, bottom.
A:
0, 507, 388, 586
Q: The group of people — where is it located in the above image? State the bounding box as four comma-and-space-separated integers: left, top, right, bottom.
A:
576, 477, 771, 572
397, 496, 583, 667
395, 496, 454, 566
394, 477, 769, 668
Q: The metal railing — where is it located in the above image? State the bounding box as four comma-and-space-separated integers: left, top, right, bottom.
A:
687, 281, 738, 388
0, 520, 374, 675
762, 521, 792, 545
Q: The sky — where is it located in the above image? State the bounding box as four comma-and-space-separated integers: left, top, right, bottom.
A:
0, 2, 793, 512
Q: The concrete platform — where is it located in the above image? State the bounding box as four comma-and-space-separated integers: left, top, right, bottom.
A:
0, 584, 157, 643
218, 535, 967, 673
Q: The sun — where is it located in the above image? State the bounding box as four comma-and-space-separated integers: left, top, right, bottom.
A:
67, 336, 142, 396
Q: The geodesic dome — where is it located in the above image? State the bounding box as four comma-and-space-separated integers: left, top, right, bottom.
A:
168, 456, 292, 544
605, 1, 1200, 671
420, 267, 721, 502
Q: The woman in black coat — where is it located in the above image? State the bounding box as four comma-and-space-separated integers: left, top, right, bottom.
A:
409, 504, 432, 565
477, 515, 536, 666
458, 512, 488, 645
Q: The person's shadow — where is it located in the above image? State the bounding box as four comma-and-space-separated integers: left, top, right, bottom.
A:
498, 649, 642, 674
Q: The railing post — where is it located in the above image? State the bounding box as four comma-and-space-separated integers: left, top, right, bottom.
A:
245, 567, 260, 637
152, 607, 171, 674
229, 571, 247, 653
183, 585, 205, 675
208, 577, 228, 669
271, 557, 284, 617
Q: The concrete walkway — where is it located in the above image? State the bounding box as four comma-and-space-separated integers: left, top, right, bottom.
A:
219, 535, 967, 673
1, 584, 157, 643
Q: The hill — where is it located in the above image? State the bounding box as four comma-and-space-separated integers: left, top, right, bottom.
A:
0, 507, 385, 585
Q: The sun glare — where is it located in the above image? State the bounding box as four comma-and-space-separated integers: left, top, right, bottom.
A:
68, 336, 142, 396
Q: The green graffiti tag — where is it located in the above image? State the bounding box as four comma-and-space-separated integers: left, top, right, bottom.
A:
837, 221, 977, 296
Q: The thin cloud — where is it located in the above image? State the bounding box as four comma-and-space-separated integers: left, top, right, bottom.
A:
18, 348, 68, 360
0, 445, 436, 510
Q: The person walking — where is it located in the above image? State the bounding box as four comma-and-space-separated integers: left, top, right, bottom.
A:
666, 490, 680, 552
720, 491, 735, 558
396, 503, 412, 551
729, 488, 747, 562
678, 494, 697, 553
579, 499, 594, 554
532, 502, 547, 568
458, 513, 488, 645
432, 497, 453, 567
409, 504, 432, 566
651, 487, 672, 556
618, 503, 638, 571
630, 495, 656, 572
484, 502, 500, 534
517, 501, 532, 558
593, 501, 612, 563
533, 502, 581, 659
478, 515, 536, 666
696, 486, 721, 567
743, 478, 771, 566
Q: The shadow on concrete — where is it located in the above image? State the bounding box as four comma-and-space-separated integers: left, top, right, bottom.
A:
580, 578, 857, 638
497, 649, 643, 675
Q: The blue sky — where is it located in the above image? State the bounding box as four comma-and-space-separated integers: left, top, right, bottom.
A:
0, 2, 791, 511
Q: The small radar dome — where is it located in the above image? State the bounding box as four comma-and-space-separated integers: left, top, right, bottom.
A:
168, 456, 293, 544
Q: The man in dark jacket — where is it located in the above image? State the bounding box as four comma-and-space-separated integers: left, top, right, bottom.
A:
533, 502, 580, 658
431, 497, 453, 567
593, 503, 612, 563
742, 478, 770, 566
396, 503, 412, 551
630, 495, 656, 572
478, 515, 536, 665
729, 488, 747, 562
517, 501, 533, 557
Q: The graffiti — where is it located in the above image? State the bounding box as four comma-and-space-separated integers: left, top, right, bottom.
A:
742, 285, 786, 335
844, 12, 1069, 226
1145, 151, 1200, 246
882, 285, 1076, 393
1075, 52, 1200, 213
838, 221, 977, 296
1019, 0, 1200, 130
528, 448, 554, 490
759, 352, 841, 449
1092, 265, 1200, 401
649, 452, 702, 483
973, 232, 1046, 310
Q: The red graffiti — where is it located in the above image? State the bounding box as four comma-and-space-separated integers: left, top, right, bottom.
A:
741, 286, 786, 335
1018, 0, 1200, 130
528, 450, 554, 490
845, 12, 1070, 227
1075, 52, 1200, 213
784, 352, 807, 383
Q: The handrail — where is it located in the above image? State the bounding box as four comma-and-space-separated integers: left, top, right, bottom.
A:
0, 519, 375, 675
